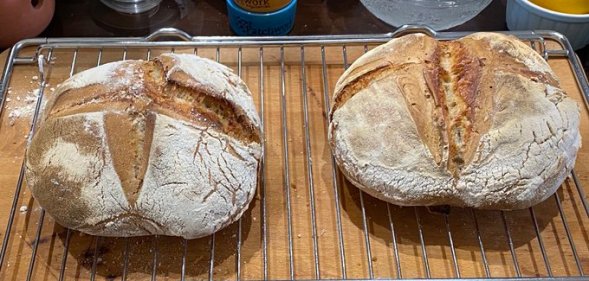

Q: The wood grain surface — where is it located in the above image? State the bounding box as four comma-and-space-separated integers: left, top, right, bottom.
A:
0, 38, 587, 281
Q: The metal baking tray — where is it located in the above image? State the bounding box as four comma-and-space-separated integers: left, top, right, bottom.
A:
0, 25, 587, 280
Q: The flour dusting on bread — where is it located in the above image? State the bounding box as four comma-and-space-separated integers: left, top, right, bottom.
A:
329, 33, 581, 209
25, 54, 262, 238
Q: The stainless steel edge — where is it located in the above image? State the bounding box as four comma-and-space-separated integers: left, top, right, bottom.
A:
0, 39, 47, 110
535, 30, 589, 110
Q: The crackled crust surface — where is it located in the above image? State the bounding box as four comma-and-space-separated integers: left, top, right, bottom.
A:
329, 33, 581, 210
25, 54, 262, 239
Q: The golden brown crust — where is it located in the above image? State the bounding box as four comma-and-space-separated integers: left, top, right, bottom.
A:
437, 41, 485, 176
47, 61, 260, 144
153, 58, 261, 143
329, 32, 581, 209
26, 54, 263, 238
330, 34, 439, 119
104, 112, 156, 206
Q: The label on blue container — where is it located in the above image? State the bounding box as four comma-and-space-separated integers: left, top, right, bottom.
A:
234, 16, 293, 36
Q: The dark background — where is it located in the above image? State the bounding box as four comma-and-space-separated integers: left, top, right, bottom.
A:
32, 0, 589, 73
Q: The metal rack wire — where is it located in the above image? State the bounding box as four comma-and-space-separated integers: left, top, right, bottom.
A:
0, 25, 587, 280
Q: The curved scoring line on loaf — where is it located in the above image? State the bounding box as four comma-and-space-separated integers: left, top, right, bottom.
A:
45, 60, 146, 121
330, 63, 415, 118
156, 54, 261, 130
41, 61, 139, 124
47, 81, 260, 144
330, 34, 435, 119
154, 54, 261, 143
436, 41, 487, 177
45, 58, 261, 144
459, 33, 559, 87
464, 33, 555, 75
160, 78, 261, 143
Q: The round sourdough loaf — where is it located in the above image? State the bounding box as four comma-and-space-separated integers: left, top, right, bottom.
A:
25, 53, 262, 239
329, 33, 581, 210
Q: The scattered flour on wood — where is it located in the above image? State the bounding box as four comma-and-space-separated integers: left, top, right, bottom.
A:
6, 88, 48, 126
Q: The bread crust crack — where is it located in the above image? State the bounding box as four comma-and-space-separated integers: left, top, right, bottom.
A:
435, 41, 483, 177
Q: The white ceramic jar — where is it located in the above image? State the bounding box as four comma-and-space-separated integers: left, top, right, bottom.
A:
507, 0, 589, 50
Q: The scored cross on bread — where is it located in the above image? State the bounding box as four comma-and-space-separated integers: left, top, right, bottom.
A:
329, 33, 581, 209
25, 54, 262, 239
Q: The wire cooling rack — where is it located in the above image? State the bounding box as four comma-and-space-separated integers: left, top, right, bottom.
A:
0, 25, 587, 281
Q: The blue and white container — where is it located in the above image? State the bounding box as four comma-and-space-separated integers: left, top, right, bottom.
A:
227, 0, 297, 36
